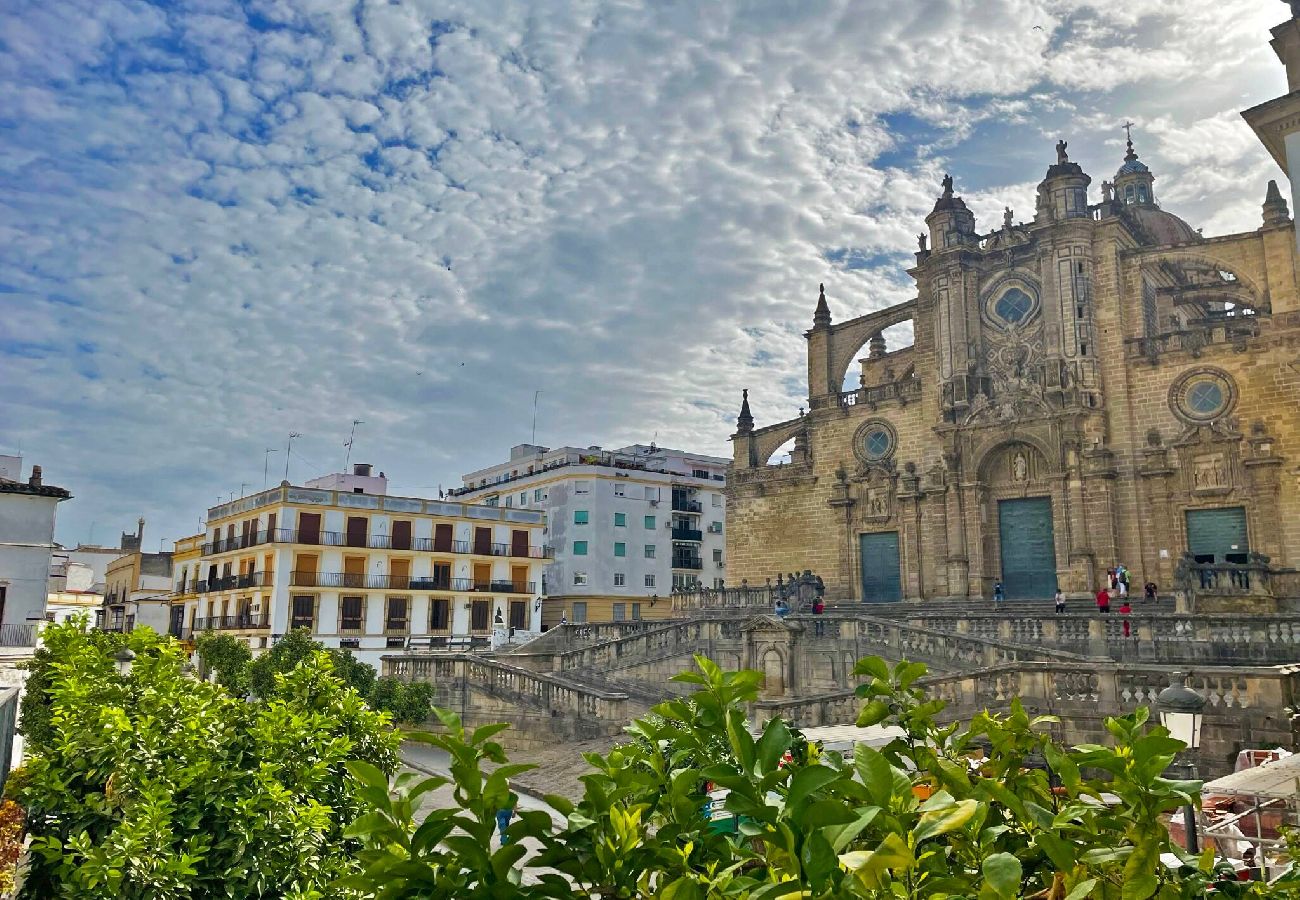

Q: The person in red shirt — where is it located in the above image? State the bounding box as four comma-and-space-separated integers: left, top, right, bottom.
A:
1096, 586, 1111, 614
1119, 599, 1132, 636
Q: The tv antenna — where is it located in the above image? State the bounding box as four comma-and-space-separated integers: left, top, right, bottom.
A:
284, 432, 302, 481
344, 420, 364, 469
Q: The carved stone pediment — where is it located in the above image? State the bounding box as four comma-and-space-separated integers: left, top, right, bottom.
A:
742, 615, 801, 635
1171, 418, 1241, 449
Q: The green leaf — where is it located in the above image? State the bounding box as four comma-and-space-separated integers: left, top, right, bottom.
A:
822, 807, 880, 853
913, 798, 977, 842
801, 798, 859, 828
346, 760, 390, 790
856, 699, 890, 727
786, 765, 841, 809
1035, 831, 1077, 871
853, 744, 894, 807
1064, 877, 1098, 900
982, 852, 1022, 900
840, 832, 913, 887
756, 718, 791, 774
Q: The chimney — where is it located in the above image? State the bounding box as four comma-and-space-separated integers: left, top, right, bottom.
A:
28, 465, 42, 487
353, 463, 373, 477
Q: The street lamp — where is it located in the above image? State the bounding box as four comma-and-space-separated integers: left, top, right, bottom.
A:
114, 647, 136, 677
1157, 672, 1207, 853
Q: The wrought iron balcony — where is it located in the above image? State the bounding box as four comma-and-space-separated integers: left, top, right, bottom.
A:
671, 527, 703, 542
672, 497, 702, 513
671, 556, 703, 570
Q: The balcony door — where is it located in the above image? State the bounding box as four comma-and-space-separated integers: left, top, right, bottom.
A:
346, 516, 368, 548
473, 527, 492, 555
298, 513, 321, 545
511, 529, 529, 557
434, 523, 453, 552
391, 520, 412, 551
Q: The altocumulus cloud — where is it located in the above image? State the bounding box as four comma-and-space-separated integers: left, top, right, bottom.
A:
0, 0, 1284, 545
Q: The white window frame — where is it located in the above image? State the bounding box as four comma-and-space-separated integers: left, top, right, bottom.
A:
573, 571, 588, 586
644, 574, 656, 588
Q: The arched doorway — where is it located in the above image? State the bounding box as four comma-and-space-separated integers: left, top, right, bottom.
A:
982, 442, 1059, 599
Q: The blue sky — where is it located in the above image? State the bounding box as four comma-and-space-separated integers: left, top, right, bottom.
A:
0, 0, 1287, 549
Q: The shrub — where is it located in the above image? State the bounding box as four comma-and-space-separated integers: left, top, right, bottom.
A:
344, 655, 1247, 899
15, 619, 399, 898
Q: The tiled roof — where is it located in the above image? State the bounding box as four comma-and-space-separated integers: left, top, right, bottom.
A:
0, 477, 72, 500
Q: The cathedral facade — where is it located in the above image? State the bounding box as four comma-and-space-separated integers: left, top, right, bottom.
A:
726, 21, 1300, 602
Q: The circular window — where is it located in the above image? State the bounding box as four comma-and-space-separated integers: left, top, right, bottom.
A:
1169, 368, 1235, 423
994, 288, 1033, 325
853, 420, 897, 465
864, 429, 891, 459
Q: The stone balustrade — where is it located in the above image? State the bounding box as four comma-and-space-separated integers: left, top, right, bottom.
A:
896, 611, 1300, 664
384, 653, 630, 724
751, 660, 1296, 777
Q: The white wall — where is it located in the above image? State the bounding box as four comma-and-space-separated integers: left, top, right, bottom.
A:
0, 492, 62, 624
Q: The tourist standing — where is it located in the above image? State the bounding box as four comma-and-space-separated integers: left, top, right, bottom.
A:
1144, 581, 1158, 602
775, 598, 789, 618
1054, 589, 1065, 614
1095, 586, 1111, 614
993, 581, 1005, 606
1119, 598, 1132, 636
1117, 566, 1130, 599
812, 597, 825, 635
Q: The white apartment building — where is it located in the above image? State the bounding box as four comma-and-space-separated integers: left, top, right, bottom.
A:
454, 443, 728, 626
0, 457, 70, 644
173, 464, 548, 669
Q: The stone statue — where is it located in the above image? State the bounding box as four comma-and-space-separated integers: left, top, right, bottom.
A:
1056, 139, 1068, 164
917, 233, 927, 252
1003, 206, 1014, 229
1101, 181, 1114, 203
1012, 451, 1028, 482
941, 173, 953, 196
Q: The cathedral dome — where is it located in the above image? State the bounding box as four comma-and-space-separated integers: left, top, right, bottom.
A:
1116, 155, 1150, 177
1129, 206, 1199, 245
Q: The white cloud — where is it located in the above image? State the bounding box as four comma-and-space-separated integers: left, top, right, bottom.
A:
0, 0, 1287, 546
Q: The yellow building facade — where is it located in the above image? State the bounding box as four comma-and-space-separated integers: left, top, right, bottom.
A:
178, 470, 550, 668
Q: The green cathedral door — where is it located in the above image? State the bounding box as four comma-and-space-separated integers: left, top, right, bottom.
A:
1185, 507, 1249, 564
997, 497, 1057, 599
859, 532, 902, 602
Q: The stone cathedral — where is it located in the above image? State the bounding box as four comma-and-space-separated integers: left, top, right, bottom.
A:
726, 10, 1300, 603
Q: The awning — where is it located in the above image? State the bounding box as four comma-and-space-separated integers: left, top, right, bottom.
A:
1203, 754, 1300, 801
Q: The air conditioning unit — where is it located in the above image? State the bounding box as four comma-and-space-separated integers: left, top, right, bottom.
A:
648, 499, 659, 507
716, 560, 725, 568
707, 524, 722, 533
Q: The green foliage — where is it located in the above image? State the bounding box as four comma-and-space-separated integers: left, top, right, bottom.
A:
18, 617, 120, 752
344, 654, 1257, 899
248, 628, 376, 701
368, 677, 435, 726
194, 632, 253, 695
15, 618, 400, 898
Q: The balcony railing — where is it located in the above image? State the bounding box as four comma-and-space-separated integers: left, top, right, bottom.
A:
192, 613, 271, 631
672, 497, 702, 513
0, 624, 37, 647
290, 572, 537, 593
197, 571, 273, 593
204, 529, 554, 559
672, 556, 703, 570
671, 527, 703, 542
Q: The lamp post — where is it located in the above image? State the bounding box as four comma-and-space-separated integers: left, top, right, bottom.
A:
114, 647, 136, 678
1157, 671, 1207, 854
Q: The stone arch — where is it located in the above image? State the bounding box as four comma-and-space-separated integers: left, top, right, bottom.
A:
752, 419, 807, 468
761, 648, 786, 697
972, 433, 1058, 482
1140, 248, 1268, 310
818, 300, 917, 400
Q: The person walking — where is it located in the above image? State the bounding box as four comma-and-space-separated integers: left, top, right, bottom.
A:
993, 581, 1005, 606
1117, 566, 1129, 599
1144, 581, 1158, 602
495, 805, 514, 845
1119, 598, 1132, 636
1095, 585, 1111, 614
1054, 589, 1065, 614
